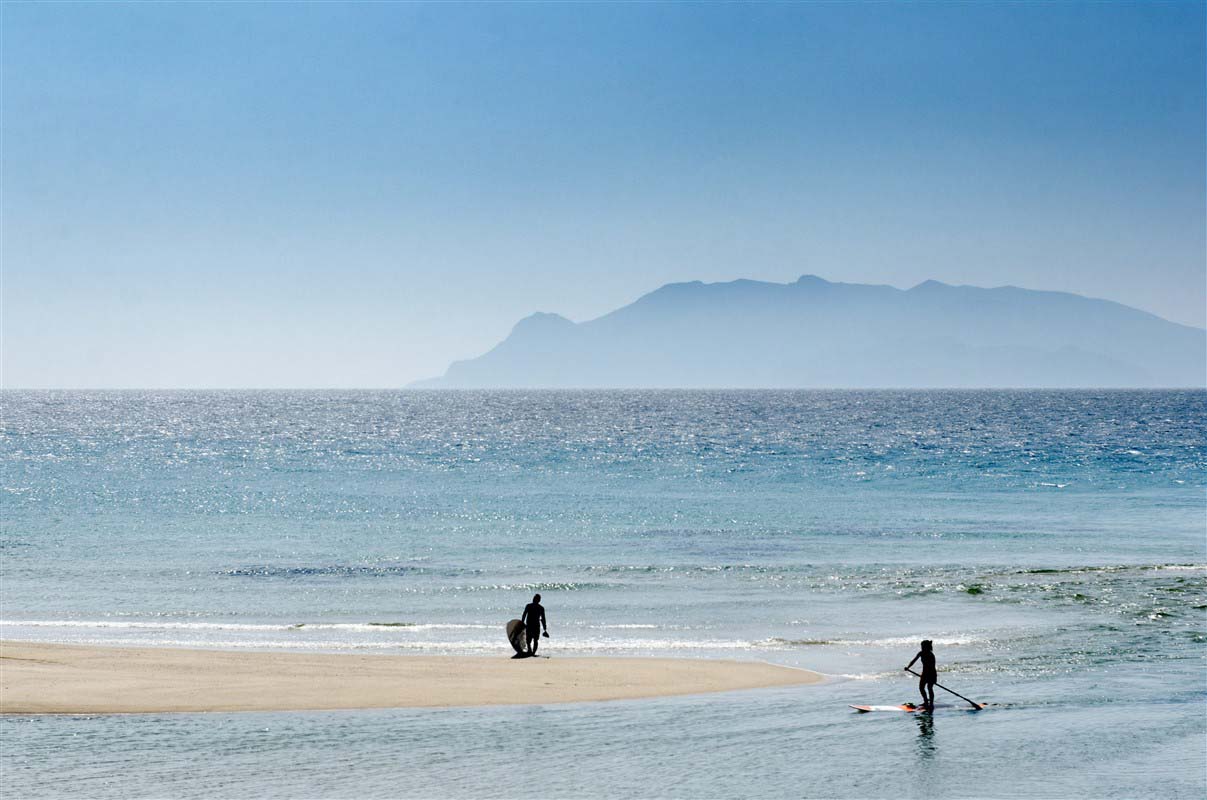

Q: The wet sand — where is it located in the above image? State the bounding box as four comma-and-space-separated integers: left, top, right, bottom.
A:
0, 640, 822, 714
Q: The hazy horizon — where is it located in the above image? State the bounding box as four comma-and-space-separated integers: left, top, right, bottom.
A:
4, 3, 1204, 388
3, 273, 1204, 390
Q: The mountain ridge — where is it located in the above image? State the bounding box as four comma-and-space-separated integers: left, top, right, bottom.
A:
414, 276, 1206, 388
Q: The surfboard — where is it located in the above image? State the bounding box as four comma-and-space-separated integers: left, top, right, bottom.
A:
506, 619, 527, 655
850, 703, 985, 712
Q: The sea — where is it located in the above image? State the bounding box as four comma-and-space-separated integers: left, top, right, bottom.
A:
2, 390, 1204, 799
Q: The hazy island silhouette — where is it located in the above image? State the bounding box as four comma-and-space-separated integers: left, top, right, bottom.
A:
414, 275, 1207, 389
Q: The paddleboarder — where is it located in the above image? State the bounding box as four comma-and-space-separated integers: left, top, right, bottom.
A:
904, 640, 937, 710
521, 593, 548, 655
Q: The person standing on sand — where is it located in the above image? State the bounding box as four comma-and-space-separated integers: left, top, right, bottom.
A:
521, 593, 548, 656
905, 639, 937, 709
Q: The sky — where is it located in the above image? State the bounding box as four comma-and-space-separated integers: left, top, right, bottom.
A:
3, 1, 1204, 388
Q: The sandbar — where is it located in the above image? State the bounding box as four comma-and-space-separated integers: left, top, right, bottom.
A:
0, 640, 821, 714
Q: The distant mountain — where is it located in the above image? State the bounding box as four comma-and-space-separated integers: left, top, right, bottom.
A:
413, 276, 1206, 388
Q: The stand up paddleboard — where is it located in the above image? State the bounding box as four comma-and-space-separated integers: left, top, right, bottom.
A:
850, 703, 987, 712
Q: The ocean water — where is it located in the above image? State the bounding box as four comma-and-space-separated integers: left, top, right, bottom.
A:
2, 390, 1204, 799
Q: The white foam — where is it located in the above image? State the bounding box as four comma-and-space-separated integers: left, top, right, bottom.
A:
0, 621, 987, 655
832, 635, 983, 647
0, 622, 791, 654
830, 672, 895, 681
0, 620, 494, 632
1, 620, 288, 631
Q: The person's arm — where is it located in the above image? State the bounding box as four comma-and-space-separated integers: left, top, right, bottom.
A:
904, 652, 920, 671
521, 606, 528, 626
540, 608, 547, 631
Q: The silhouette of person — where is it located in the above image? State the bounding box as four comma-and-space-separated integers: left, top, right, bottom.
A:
521, 593, 547, 656
905, 639, 937, 709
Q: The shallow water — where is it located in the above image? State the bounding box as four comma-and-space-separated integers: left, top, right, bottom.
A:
2, 390, 1204, 798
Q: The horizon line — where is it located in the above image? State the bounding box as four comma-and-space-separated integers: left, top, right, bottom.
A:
3, 386, 1205, 392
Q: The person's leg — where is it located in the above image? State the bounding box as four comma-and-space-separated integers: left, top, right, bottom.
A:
925, 681, 935, 708
918, 677, 927, 706
527, 631, 539, 655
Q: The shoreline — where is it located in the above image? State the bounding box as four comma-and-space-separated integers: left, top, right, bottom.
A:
0, 640, 823, 715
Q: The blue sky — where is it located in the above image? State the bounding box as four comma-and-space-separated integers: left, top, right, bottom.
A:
3, 2, 1204, 387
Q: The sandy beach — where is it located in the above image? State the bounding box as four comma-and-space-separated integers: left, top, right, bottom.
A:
0, 641, 822, 715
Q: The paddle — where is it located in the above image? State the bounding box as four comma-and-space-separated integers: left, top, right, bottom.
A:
905, 667, 983, 710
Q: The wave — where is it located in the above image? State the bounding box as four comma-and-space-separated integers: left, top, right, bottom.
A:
0, 633, 773, 653
582, 563, 776, 574
442, 582, 613, 593
829, 672, 899, 681
1021, 564, 1206, 575
0, 620, 495, 632
763, 634, 983, 648
221, 565, 418, 578
0, 621, 986, 652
